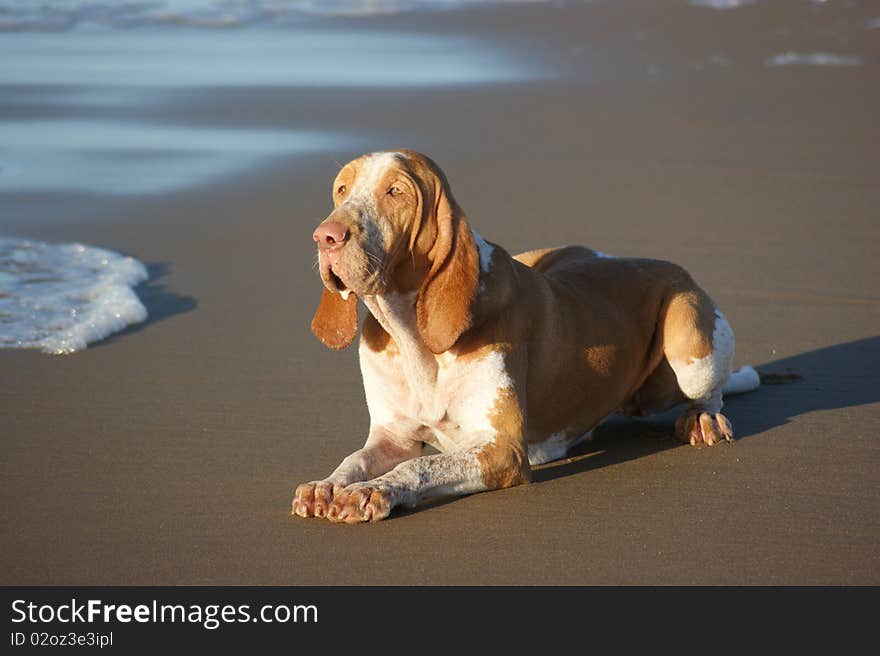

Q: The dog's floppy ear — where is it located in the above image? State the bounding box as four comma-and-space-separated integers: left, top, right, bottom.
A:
311, 289, 358, 350
416, 189, 479, 354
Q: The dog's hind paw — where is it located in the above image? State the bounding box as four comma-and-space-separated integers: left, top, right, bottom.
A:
675, 411, 734, 446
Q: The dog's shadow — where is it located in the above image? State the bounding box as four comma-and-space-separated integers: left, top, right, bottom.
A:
533, 336, 880, 484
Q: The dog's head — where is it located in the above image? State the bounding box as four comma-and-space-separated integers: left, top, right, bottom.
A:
311, 150, 479, 353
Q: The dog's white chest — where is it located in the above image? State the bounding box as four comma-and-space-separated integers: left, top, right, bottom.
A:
359, 333, 512, 451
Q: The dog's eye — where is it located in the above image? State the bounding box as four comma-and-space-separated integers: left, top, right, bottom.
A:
387, 186, 403, 197
336, 184, 346, 195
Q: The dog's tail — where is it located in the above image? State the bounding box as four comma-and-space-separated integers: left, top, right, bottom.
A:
722, 365, 761, 396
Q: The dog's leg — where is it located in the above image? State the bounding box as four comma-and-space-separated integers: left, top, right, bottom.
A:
323, 356, 533, 522
663, 291, 736, 446
292, 429, 422, 518
325, 439, 529, 523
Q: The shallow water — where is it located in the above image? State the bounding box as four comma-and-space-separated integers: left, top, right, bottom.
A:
1, 0, 872, 201
0, 21, 542, 198
0, 118, 348, 195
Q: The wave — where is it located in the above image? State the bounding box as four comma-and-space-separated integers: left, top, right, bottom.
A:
766, 52, 862, 67
0, 0, 559, 31
0, 239, 148, 354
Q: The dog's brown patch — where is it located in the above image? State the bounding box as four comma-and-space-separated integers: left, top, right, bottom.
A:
477, 386, 530, 489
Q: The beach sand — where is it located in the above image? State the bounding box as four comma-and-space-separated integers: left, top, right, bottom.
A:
2, 1, 878, 584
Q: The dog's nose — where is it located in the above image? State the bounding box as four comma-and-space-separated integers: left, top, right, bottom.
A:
313, 220, 349, 251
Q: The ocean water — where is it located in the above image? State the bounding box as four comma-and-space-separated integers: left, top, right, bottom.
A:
0, 1, 567, 205
0, 24, 541, 197
0, 0, 558, 29
0, 239, 148, 354
0, 0, 870, 200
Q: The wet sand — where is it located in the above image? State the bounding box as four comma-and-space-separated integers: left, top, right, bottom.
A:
2, 1, 878, 584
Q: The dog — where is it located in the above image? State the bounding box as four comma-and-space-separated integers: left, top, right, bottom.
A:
292, 150, 759, 523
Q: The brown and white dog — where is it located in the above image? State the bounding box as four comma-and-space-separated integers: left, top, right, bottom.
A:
292, 150, 759, 523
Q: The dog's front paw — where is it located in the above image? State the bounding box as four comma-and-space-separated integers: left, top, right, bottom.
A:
326, 483, 394, 524
292, 480, 341, 518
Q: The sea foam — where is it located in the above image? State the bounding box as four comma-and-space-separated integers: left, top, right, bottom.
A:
0, 239, 148, 354
766, 52, 862, 67
689, 0, 757, 9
